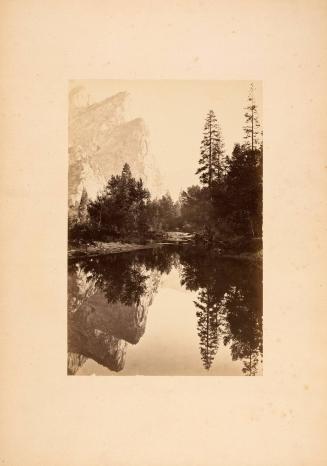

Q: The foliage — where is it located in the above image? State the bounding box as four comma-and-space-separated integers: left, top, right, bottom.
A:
78, 187, 89, 223
147, 193, 181, 232
243, 83, 262, 151
196, 110, 225, 189
179, 185, 212, 232
87, 163, 151, 239
179, 83, 263, 241
222, 143, 263, 237
68, 222, 94, 245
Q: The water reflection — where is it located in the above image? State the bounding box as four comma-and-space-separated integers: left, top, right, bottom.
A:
179, 247, 263, 375
68, 245, 262, 375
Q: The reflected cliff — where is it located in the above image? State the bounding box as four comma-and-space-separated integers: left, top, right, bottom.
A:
68, 248, 177, 373
68, 245, 262, 375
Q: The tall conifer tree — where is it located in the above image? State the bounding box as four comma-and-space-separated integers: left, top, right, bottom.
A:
196, 110, 225, 190
243, 83, 261, 151
78, 187, 89, 223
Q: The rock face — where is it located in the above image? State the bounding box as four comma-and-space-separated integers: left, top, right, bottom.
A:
68, 87, 162, 211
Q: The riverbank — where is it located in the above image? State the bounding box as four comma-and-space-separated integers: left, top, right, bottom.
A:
68, 241, 156, 259
68, 231, 262, 264
220, 249, 262, 264
192, 235, 263, 265
68, 231, 194, 259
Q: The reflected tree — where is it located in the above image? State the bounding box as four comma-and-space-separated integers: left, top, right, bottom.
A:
194, 288, 220, 370
180, 248, 228, 370
77, 254, 149, 306
136, 247, 179, 276
77, 246, 178, 306
221, 286, 262, 376
179, 245, 263, 374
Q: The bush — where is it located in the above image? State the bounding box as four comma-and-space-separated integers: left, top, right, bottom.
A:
68, 222, 94, 246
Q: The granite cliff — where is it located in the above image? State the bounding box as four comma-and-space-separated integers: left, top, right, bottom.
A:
68, 87, 162, 212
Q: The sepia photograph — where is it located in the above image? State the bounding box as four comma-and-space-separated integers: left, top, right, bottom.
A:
68, 80, 263, 376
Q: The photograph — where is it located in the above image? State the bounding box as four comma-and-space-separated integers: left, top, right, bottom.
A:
68, 80, 263, 376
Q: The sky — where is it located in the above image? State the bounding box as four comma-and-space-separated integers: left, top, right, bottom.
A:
70, 80, 262, 199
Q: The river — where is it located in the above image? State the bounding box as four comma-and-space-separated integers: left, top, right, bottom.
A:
68, 244, 262, 376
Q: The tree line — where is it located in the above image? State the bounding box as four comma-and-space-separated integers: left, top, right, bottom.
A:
69, 83, 262, 246
69, 163, 181, 244
180, 82, 262, 241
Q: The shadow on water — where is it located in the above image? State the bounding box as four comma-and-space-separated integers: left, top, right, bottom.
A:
67, 244, 262, 375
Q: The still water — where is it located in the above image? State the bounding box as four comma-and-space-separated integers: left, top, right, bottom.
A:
68, 245, 262, 376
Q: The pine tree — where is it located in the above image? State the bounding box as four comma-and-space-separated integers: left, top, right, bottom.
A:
78, 187, 89, 223
196, 110, 225, 190
121, 162, 132, 180
224, 143, 262, 237
88, 164, 150, 237
243, 83, 261, 151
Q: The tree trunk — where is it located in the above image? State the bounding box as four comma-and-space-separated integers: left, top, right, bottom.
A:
248, 211, 254, 237
251, 105, 254, 151
98, 206, 102, 228
209, 117, 212, 191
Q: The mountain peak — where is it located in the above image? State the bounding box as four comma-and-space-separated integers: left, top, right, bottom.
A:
68, 91, 162, 210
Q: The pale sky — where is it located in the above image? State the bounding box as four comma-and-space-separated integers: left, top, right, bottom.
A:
70, 80, 262, 199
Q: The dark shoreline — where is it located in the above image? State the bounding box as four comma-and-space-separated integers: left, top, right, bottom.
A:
68, 241, 176, 260
68, 238, 262, 265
